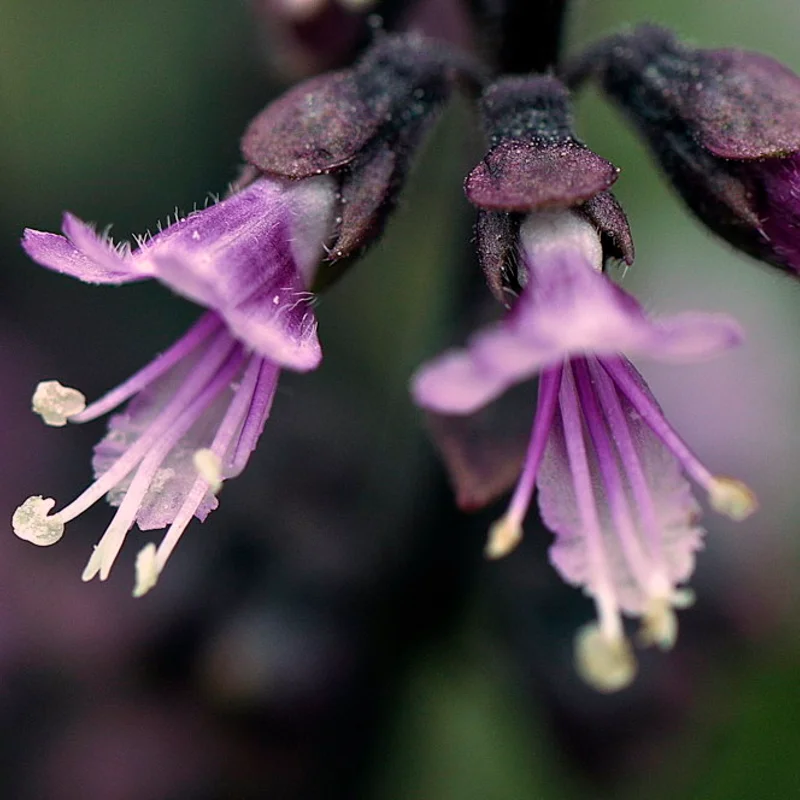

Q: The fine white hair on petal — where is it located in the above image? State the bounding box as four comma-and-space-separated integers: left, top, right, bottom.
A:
283, 174, 337, 287
12, 496, 65, 546
32, 380, 86, 427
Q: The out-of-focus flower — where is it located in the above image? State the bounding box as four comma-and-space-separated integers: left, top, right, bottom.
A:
413, 209, 756, 692
13, 175, 336, 595
571, 24, 800, 276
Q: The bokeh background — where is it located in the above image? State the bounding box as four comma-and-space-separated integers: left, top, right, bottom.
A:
1, 0, 799, 798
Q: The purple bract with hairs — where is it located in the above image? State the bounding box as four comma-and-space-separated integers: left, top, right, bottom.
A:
412, 210, 757, 692
13, 175, 336, 596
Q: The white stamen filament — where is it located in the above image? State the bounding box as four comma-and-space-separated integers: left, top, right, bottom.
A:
573, 361, 667, 603
32, 381, 86, 427
82, 345, 246, 583
13, 331, 237, 544
559, 365, 624, 643
589, 360, 668, 567
147, 355, 265, 585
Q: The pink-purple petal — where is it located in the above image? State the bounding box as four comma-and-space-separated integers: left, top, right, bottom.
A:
539, 378, 703, 615
22, 225, 144, 285
24, 177, 335, 375
412, 349, 512, 414
221, 284, 322, 372
413, 245, 742, 418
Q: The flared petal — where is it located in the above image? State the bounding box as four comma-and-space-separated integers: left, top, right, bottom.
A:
137, 176, 332, 369
411, 349, 521, 414
538, 374, 704, 616
25, 176, 335, 371
412, 211, 742, 416
22, 215, 147, 284
508, 240, 743, 365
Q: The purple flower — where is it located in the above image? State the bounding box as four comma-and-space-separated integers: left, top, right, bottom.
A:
412, 210, 757, 692
13, 175, 336, 596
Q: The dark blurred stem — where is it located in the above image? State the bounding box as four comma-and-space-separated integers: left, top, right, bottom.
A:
467, 0, 570, 73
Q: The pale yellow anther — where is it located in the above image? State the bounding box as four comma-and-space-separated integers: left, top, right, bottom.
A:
639, 597, 678, 651
32, 380, 86, 427
574, 623, 637, 693
708, 476, 758, 521
133, 543, 159, 598
193, 448, 222, 493
485, 515, 523, 559
12, 496, 65, 546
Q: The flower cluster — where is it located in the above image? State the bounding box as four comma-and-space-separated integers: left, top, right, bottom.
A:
14, 12, 800, 691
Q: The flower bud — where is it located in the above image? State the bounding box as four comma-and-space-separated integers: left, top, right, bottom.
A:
576, 24, 800, 277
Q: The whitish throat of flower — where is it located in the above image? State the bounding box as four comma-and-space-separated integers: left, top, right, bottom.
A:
485, 356, 757, 693
13, 312, 280, 596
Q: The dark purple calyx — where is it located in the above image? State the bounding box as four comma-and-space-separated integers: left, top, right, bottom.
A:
466, 140, 618, 212
475, 192, 633, 305
755, 151, 800, 274
242, 33, 478, 265
467, 75, 630, 302
574, 24, 800, 275
466, 75, 619, 212
579, 25, 800, 160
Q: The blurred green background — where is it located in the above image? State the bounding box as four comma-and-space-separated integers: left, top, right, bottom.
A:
1, 1, 800, 799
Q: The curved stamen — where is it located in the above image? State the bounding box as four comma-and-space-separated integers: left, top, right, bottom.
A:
486, 365, 562, 559
71, 312, 223, 423
53, 331, 236, 524
602, 358, 757, 520
590, 358, 667, 565
82, 346, 245, 582
227, 359, 280, 477
137, 353, 267, 594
